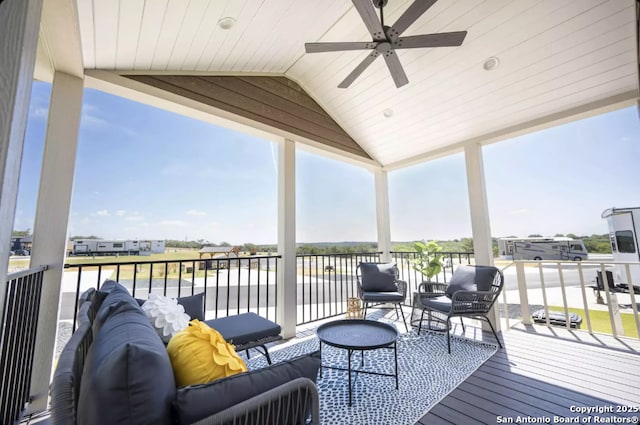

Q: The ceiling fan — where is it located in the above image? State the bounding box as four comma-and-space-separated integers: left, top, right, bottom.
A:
304, 0, 467, 88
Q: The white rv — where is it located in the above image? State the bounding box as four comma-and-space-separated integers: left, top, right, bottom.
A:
601, 207, 640, 286
498, 237, 588, 261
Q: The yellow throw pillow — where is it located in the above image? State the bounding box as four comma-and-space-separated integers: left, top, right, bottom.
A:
167, 320, 247, 387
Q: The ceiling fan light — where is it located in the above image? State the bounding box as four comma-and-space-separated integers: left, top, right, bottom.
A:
217, 17, 236, 30
483, 56, 500, 71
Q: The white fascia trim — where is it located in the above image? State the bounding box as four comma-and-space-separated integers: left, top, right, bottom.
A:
39, 0, 83, 79
383, 90, 640, 172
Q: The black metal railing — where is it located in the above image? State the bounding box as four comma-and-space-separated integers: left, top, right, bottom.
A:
0, 265, 48, 425
64, 256, 281, 329
297, 252, 381, 324
63, 251, 474, 330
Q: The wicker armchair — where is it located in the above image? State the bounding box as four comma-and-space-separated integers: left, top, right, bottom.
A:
416, 265, 504, 353
356, 262, 408, 331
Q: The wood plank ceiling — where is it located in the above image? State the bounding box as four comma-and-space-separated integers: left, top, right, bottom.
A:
126, 75, 371, 159
72, 0, 639, 168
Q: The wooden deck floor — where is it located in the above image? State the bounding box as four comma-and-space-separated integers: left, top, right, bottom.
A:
294, 310, 640, 425
22, 311, 640, 425
416, 322, 640, 425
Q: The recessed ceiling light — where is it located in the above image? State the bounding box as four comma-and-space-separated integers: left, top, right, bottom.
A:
383, 108, 394, 118
217, 17, 236, 30
483, 56, 500, 71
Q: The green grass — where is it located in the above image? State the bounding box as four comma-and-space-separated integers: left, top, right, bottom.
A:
547, 305, 639, 337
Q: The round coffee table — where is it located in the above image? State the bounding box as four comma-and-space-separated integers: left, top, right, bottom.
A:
316, 319, 399, 406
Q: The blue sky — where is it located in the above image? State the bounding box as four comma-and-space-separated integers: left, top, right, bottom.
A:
14, 81, 640, 244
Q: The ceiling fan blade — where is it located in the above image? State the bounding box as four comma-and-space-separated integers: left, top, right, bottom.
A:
382, 50, 408, 88
305, 42, 376, 53
394, 31, 467, 49
352, 0, 386, 41
388, 0, 437, 40
338, 51, 380, 88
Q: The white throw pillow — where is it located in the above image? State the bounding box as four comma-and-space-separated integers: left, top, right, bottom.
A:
141, 293, 190, 343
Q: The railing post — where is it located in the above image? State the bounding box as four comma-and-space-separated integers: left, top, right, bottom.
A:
624, 264, 640, 339
516, 261, 532, 325
600, 264, 623, 337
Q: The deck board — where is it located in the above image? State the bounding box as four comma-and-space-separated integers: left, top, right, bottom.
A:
417, 322, 640, 425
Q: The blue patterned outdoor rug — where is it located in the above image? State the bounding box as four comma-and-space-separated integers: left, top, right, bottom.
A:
246, 327, 497, 425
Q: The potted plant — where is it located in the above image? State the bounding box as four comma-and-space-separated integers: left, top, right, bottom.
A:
410, 241, 444, 282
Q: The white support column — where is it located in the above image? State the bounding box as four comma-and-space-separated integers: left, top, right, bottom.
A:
464, 143, 500, 331
374, 169, 392, 262
277, 139, 297, 338
28, 71, 84, 413
0, 0, 43, 310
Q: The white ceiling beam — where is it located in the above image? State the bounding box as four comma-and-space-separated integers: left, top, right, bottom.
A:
37, 0, 83, 80
383, 90, 639, 171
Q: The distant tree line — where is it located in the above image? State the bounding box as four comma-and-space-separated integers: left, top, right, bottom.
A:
60, 233, 614, 255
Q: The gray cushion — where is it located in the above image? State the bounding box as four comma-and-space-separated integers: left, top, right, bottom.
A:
360, 291, 404, 302
135, 292, 205, 321
92, 280, 136, 333
78, 287, 95, 306
177, 292, 205, 321
445, 265, 498, 297
50, 321, 93, 425
77, 292, 176, 425
359, 262, 398, 292
420, 295, 452, 313
75, 300, 93, 328
173, 351, 321, 425
205, 312, 281, 346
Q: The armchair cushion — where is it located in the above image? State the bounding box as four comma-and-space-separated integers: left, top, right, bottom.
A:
173, 351, 321, 425
360, 291, 405, 302
359, 262, 399, 292
445, 265, 498, 297
419, 295, 452, 313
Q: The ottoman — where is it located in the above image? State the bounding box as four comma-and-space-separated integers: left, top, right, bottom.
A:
205, 312, 282, 364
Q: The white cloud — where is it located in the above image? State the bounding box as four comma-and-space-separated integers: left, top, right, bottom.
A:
186, 209, 206, 216
126, 215, 145, 222
160, 162, 189, 176
30, 107, 48, 119
95, 209, 109, 216
81, 104, 108, 128
159, 220, 188, 227
115, 210, 126, 216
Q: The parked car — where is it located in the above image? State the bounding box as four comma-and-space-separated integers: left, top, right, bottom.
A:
14, 249, 29, 256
